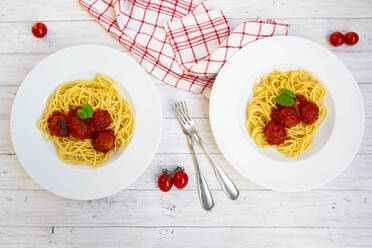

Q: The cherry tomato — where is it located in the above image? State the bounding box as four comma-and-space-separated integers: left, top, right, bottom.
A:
158, 169, 173, 192
344, 32, 359, 46
173, 168, 188, 189
329, 32, 344, 47
32, 22, 48, 38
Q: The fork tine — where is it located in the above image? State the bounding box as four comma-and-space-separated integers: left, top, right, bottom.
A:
174, 101, 183, 113
183, 100, 188, 112
174, 101, 183, 114
174, 102, 179, 112
175, 113, 186, 128
174, 101, 182, 113
175, 106, 187, 125
175, 101, 186, 117
175, 109, 184, 122
176, 101, 185, 114
175, 113, 188, 134
175, 100, 194, 126
181, 100, 192, 122
184, 111, 192, 122
174, 106, 183, 119
178, 102, 184, 113
180, 104, 191, 123
181, 100, 189, 113
175, 113, 184, 126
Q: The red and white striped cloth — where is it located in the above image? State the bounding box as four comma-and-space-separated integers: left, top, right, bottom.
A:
79, 0, 289, 97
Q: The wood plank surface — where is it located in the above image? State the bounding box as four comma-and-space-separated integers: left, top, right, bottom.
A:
0, 189, 371, 228
1, 0, 371, 22
2, 152, 372, 191
1, 0, 372, 247
1, 19, 372, 54
1, 227, 371, 248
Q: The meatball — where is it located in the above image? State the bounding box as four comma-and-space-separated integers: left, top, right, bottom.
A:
90, 109, 111, 131
92, 130, 116, 154
264, 121, 287, 146
66, 106, 81, 123
47, 111, 69, 137
279, 107, 301, 128
300, 102, 319, 125
271, 107, 301, 128
296, 94, 307, 103
68, 116, 94, 140
270, 109, 281, 123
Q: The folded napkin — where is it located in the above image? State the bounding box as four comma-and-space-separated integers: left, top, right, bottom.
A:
79, 0, 289, 97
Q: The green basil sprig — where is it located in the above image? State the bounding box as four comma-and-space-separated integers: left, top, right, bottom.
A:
77, 104, 94, 120
81, 104, 94, 117
274, 88, 296, 107
280, 88, 296, 98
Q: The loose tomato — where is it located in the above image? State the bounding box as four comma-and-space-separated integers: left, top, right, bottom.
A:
329, 32, 344, 47
158, 169, 173, 192
32, 22, 48, 38
344, 32, 359, 46
173, 168, 188, 189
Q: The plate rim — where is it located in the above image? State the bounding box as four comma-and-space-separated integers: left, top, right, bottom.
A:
209, 36, 365, 192
10, 44, 162, 200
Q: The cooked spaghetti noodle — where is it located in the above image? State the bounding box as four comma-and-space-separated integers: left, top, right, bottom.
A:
37, 74, 134, 167
246, 70, 327, 158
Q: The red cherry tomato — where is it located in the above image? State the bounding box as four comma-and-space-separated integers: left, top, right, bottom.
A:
344, 32, 359, 46
32, 22, 48, 38
173, 170, 188, 189
158, 170, 173, 192
329, 32, 344, 47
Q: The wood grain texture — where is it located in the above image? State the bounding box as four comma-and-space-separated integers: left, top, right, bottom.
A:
1, 0, 372, 247
1, 227, 372, 248
1, 0, 371, 22
212, 0, 372, 19
2, 152, 372, 191
0, 189, 371, 228
1, 19, 372, 54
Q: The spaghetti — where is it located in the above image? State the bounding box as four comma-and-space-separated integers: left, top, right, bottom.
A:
246, 70, 327, 158
37, 74, 134, 167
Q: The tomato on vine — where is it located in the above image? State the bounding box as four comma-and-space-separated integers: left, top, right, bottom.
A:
173, 167, 188, 189
329, 32, 344, 47
344, 32, 359, 46
157, 166, 188, 192
158, 169, 173, 192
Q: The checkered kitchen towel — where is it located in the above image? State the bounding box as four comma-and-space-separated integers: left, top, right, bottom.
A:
79, 0, 289, 97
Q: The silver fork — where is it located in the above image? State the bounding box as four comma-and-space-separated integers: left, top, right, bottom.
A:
175, 109, 214, 210
174, 100, 239, 200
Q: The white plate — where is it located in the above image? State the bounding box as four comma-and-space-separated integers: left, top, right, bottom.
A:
210, 36, 365, 192
11, 45, 162, 200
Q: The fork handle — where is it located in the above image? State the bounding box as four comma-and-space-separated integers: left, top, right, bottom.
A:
186, 134, 214, 210
193, 134, 239, 200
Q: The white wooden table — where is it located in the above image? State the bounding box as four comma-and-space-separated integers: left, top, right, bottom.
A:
1, 1, 372, 247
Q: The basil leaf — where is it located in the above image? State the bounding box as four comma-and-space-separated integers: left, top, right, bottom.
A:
280, 88, 296, 98
274, 94, 295, 107
77, 109, 88, 120
81, 104, 94, 117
